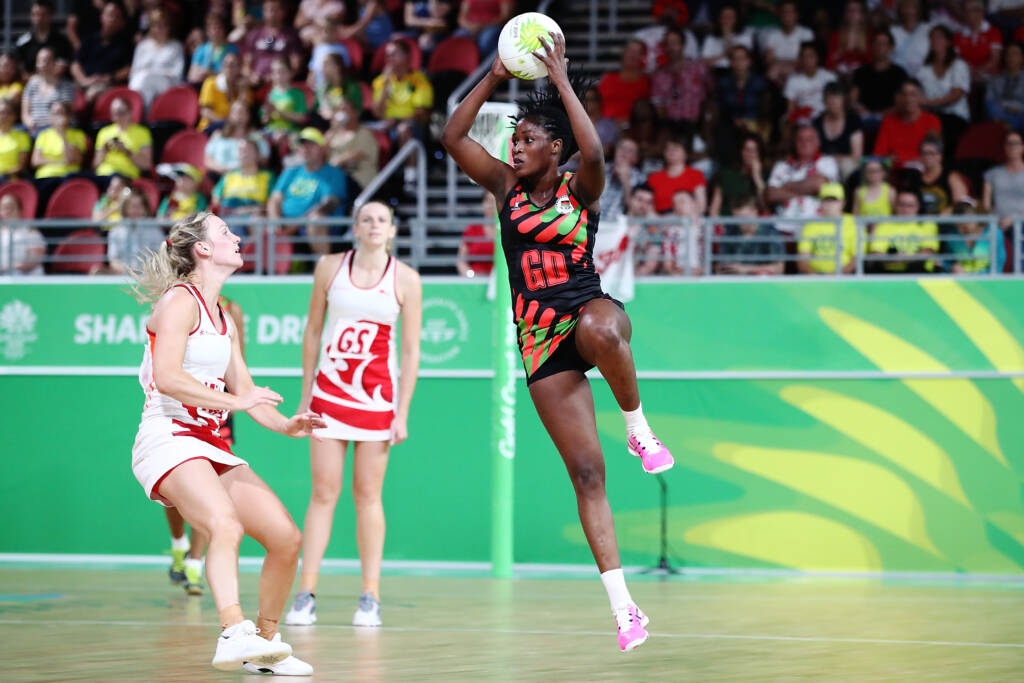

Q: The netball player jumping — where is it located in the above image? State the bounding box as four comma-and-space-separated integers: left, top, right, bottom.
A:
285, 201, 422, 628
130, 211, 324, 674
442, 35, 674, 652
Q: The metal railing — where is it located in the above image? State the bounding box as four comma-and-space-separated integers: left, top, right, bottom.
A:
1, 214, 1020, 277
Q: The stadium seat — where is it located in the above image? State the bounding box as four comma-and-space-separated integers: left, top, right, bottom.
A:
339, 38, 364, 73
955, 121, 1008, 164
0, 180, 39, 219
131, 177, 161, 213
360, 81, 373, 111
50, 229, 105, 273
44, 178, 100, 219
148, 86, 200, 127
161, 130, 208, 169
370, 37, 422, 74
371, 128, 392, 169
93, 87, 145, 124
427, 36, 480, 75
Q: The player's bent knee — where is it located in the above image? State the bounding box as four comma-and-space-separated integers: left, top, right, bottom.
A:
578, 316, 622, 354
208, 515, 244, 546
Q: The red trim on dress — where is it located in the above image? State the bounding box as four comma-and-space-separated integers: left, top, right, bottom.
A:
151, 456, 238, 501
170, 284, 203, 336
187, 284, 227, 335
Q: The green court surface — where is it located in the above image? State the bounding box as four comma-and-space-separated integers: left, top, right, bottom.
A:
1, 565, 1022, 681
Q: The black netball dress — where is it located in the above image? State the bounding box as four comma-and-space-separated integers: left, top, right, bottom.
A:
498, 171, 615, 384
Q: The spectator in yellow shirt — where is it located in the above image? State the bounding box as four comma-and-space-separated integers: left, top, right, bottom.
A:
197, 52, 251, 132
32, 100, 89, 211
371, 38, 433, 143
0, 99, 30, 181
798, 182, 857, 274
868, 189, 938, 273
93, 96, 153, 183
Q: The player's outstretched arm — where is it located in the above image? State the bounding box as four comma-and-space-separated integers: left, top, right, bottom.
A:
440, 56, 518, 200
533, 33, 605, 208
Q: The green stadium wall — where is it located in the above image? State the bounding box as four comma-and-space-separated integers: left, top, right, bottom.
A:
2, 278, 1024, 574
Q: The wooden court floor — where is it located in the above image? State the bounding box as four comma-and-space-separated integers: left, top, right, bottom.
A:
1, 566, 1022, 681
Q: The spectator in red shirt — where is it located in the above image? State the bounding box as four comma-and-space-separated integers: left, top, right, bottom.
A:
873, 78, 942, 168
597, 40, 651, 123
646, 134, 707, 213
243, 0, 303, 87
826, 0, 872, 77
650, 27, 710, 128
456, 0, 513, 57
955, 0, 1003, 82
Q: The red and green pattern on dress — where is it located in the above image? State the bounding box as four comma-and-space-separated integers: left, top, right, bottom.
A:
514, 291, 577, 376
509, 173, 591, 265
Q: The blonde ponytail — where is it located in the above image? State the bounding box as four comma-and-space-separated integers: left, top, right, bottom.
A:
129, 211, 213, 304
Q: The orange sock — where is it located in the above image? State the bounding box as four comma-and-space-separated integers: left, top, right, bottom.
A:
219, 603, 244, 630
257, 613, 279, 641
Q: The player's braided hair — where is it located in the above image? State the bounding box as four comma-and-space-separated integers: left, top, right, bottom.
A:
514, 71, 593, 166
130, 211, 214, 304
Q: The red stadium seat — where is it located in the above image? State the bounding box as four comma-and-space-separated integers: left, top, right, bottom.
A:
371, 128, 392, 169
0, 180, 39, 219
93, 87, 144, 124
339, 38, 364, 73
427, 36, 480, 75
161, 130, 208, 169
131, 177, 161, 214
360, 81, 373, 111
955, 121, 1009, 164
44, 178, 100, 219
370, 37, 422, 74
148, 86, 200, 127
51, 229, 105, 273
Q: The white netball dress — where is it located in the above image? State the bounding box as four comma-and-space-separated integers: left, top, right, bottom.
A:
310, 251, 400, 441
132, 284, 248, 504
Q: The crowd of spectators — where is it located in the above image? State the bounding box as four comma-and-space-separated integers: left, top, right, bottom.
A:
591, 0, 1024, 275
0, 0, 1023, 276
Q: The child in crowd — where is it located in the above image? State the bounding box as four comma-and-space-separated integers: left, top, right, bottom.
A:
158, 165, 209, 220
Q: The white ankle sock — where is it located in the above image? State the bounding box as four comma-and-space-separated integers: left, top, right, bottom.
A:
600, 568, 634, 612
184, 557, 203, 575
621, 403, 648, 435
171, 534, 190, 552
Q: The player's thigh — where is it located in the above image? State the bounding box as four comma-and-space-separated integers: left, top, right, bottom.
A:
351, 440, 389, 503
310, 437, 349, 499
158, 459, 239, 537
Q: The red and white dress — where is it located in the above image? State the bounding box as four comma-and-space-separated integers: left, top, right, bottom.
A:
132, 284, 248, 505
310, 251, 400, 442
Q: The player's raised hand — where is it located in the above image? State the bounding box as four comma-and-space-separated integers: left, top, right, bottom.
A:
491, 53, 514, 81
532, 32, 568, 83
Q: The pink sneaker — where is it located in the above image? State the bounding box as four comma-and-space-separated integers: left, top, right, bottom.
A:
615, 604, 649, 652
627, 429, 674, 474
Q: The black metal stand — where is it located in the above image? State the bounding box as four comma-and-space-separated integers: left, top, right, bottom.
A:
642, 474, 682, 576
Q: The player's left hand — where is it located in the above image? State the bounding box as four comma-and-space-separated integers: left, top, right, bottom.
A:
283, 411, 326, 439
532, 32, 569, 84
389, 416, 408, 446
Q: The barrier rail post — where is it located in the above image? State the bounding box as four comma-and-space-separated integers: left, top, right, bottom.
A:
702, 218, 712, 276
834, 217, 842, 276
855, 217, 864, 276
989, 217, 998, 275
1016, 218, 1022, 275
